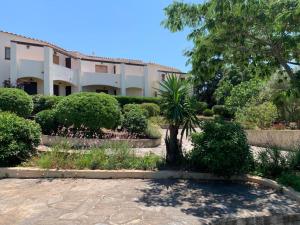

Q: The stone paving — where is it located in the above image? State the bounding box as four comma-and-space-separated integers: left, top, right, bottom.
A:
0, 178, 300, 225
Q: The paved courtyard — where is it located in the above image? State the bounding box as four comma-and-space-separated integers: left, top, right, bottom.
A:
0, 179, 300, 225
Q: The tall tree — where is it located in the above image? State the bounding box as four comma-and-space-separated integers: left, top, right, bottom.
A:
163, 0, 300, 84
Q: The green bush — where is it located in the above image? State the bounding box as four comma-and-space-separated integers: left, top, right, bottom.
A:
140, 103, 160, 117
145, 122, 162, 139
35, 109, 59, 135
32, 95, 63, 114
122, 108, 148, 135
235, 102, 278, 129
195, 101, 208, 114
123, 104, 148, 117
189, 119, 252, 177
0, 88, 33, 117
115, 96, 160, 107
278, 172, 300, 192
202, 109, 214, 117
212, 105, 233, 119
225, 78, 264, 113
56, 92, 122, 131
0, 112, 41, 165
254, 148, 291, 178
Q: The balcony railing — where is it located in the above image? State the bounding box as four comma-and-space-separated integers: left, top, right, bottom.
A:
18, 59, 44, 80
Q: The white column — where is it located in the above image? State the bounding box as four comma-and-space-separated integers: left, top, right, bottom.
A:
72, 59, 83, 93
120, 63, 126, 96
143, 65, 150, 96
43, 46, 54, 95
9, 42, 18, 86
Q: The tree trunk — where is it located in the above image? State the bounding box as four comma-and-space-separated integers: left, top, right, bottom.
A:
165, 125, 183, 165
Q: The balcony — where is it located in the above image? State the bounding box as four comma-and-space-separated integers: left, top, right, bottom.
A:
18, 59, 44, 80
52, 64, 78, 85
81, 72, 121, 88
125, 74, 144, 88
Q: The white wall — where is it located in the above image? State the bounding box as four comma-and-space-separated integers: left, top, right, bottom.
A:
82, 85, 120, 95
126, 87, 143, 96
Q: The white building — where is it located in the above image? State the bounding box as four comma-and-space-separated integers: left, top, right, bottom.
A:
0, 31, 185, 97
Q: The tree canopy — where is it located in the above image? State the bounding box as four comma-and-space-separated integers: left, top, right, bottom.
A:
163, 0, 300, 84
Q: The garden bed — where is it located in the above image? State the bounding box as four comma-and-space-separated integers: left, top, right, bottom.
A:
41, 135, 161, 148
246, 129, 300, 150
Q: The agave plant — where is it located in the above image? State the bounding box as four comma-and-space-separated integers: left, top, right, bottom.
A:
158, 74, 199, 165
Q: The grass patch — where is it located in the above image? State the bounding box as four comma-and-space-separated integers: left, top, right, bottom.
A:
23, 143, 163, 170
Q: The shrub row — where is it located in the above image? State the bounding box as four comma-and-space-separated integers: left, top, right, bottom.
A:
115, 96, 160, 107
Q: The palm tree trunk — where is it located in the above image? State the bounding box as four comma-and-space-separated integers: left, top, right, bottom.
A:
165, 125, 183, 165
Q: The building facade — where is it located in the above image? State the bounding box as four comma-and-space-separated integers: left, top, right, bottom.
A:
0, 31, 185, 97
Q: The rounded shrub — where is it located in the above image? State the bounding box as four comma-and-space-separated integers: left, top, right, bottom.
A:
32, 95, 63, 114
195, 101, 208, 114
0, 88, 33, 117
56, 92, 122, 131
189, 119, 253, 177
0, 112, 41, 165
140, 103, 160, 117
235, 102, 278, 129
122, 108, 147, 135
123, 104, 148, 117
202, 109, 214, 117
212, 105, 233, 119
35, 109, 59, 135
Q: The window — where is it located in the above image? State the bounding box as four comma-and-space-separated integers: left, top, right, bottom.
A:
161, 74, 166, 81
65, 86, 72, 96
95, 65, 108, 73
5, 47, 10, 60
113, 65, 116, 74
53, 54, 59, 65
53, 85, 59, 96
65, 57, 71, 69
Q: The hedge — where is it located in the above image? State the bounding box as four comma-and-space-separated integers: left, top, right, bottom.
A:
0, 112, 41, 165
114, 96, 160, 107
32, 95, 63, 114
56, 92, 122, 131
0, 88, 33, 118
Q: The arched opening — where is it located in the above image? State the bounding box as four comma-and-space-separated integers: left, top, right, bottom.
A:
53, 80, 77, 96
17, 77, 44, 95
126, 87, 143, 97
82, 85, 120, 95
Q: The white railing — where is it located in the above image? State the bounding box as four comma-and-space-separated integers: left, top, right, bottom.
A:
52, 64, 77, 85
18, 59, 44, 80
81, 72, 121, 88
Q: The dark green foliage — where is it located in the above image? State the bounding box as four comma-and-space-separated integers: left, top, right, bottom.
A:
194, 101, 208, 115
254, 148, 291, 178
202, 109, 214, 117
0, 112, 41, 165
278, 172, 300, 192
32, 95, 63, 114
163, 0, 300, 87
189, 120, 252, 177
212, 105, 233, 119
140, 103, 160, 117
225, 78, 264, 112
56, 92, 122, 131
35, 110, 59, 135
115, 96, 160, 107
0, 88, 33, 117
122, 108, 148, 135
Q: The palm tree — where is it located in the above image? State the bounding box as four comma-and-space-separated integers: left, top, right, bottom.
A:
159, 75, 199, 165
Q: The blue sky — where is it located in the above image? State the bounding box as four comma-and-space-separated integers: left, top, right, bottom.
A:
0, 0, 198, 72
